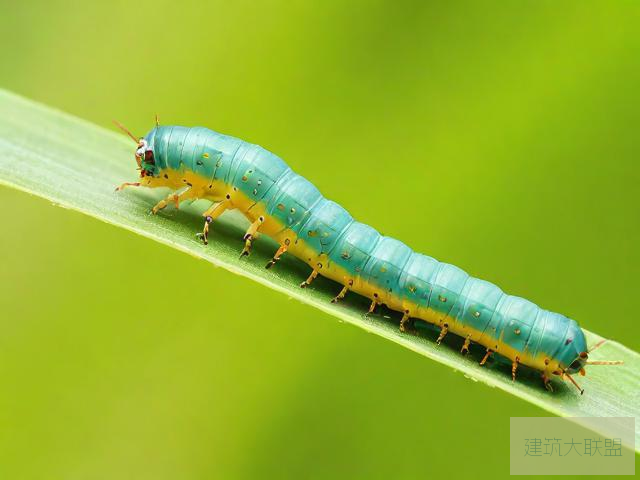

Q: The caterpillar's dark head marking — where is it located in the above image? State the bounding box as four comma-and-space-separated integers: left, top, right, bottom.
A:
566, 352, 588, 375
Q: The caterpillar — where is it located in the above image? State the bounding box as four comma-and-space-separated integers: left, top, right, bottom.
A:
114, 119, 622, 393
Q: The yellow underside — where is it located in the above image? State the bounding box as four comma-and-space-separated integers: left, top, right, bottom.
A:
137, 169, 561, 376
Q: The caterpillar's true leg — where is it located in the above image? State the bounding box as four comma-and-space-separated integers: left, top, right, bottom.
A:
436, 323, 449, 345
197, 201, 229, 245
240, 216, 265, 257
511, 356, 520, 382
366, 294, 380, 315
151, 186, 192, 214
300, 263, 321, 288
265, 239, 290, 269
115, 182, 141, 192
331, 279, 353, 304
399, 310, 412, 332
541, 373, 554, 392
479, 349, 493, 366
460, 335, 471, 355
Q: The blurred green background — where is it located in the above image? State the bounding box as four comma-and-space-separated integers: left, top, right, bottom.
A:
1, 1, 638, 478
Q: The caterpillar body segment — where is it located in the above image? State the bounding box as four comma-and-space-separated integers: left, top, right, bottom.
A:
116, 123, 606, 392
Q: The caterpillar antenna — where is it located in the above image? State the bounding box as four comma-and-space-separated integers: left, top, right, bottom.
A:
586, 360, 624, 366
112, 120, 139, 144
588, 339, 607, 353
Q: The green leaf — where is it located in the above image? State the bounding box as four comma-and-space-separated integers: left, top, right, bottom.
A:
1, 89, 637, 450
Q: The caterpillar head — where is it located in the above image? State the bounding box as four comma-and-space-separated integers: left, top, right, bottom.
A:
112, 119, 158, 177
135, 138, 157, 177
558, 321, 588, 374
566, 351, 589, 375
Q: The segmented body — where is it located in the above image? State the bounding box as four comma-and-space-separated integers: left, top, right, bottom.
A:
131, 125, 588, 384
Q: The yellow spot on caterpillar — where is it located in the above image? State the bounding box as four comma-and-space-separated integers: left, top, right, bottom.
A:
202, 152, 210, 158
242, 175, 248, 181
408, 285, 416, 293
380, 266, 387, 273
308, 230, 317, 237
473, 311, 481, 318
277, 203, 285, 211
290, 207, 296, 214
514, 328, 521, 335
439, 295, 447, 303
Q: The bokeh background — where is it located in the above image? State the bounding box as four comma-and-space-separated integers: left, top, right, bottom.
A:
1, 1, 638, 478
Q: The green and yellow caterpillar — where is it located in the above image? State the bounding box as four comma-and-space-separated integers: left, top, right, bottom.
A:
114, 120, 621, 393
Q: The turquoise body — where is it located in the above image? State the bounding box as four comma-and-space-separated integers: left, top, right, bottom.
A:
142, 125, 588, 375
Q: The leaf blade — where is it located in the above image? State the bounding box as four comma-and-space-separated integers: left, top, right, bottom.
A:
1, 89, 637, 449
